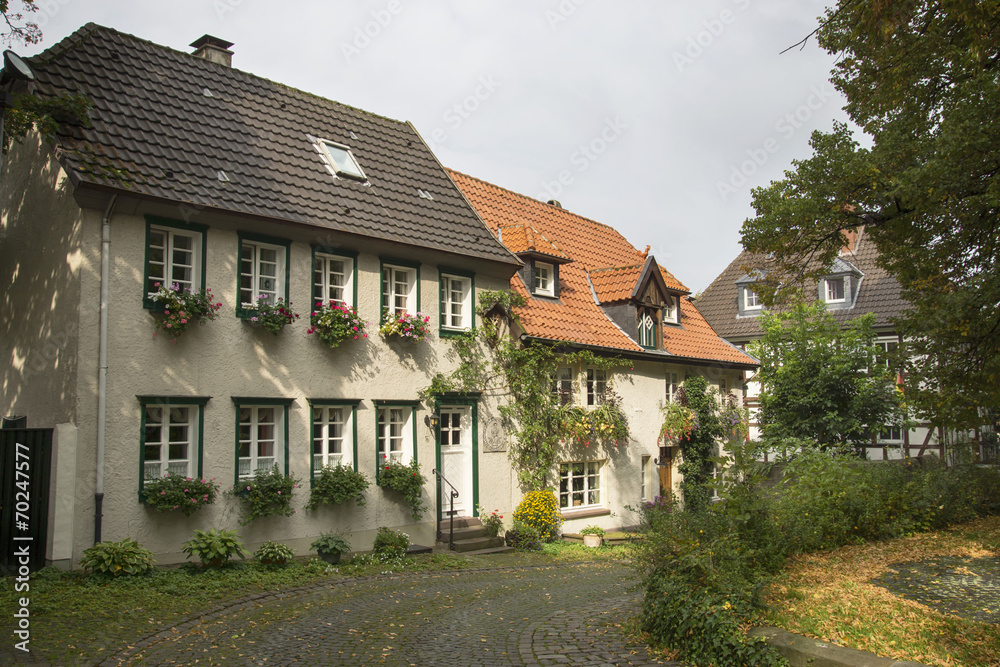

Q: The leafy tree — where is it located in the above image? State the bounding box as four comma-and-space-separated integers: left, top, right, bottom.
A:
740, 1, 1000, 428
750, 302, 903, 454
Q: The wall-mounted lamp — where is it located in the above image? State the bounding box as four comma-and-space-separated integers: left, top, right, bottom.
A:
424, 414, 440, 430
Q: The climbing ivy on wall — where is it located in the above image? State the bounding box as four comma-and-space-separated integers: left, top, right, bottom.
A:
422, 290, 627, 490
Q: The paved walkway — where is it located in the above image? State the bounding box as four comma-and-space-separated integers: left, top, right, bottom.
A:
99, 562, 677, 666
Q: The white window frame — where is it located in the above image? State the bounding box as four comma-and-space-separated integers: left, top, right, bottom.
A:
146, 224, 204, 301
559, 461, 603, 509
879, 426, 903, 443
382, 264, 417, 318
586, 367, 607, 407
237, 405, 285, 479
744, 288, 762, 310
142, 404, 197, 480
320, 140, 367, 181
825, 277, 846, 303
663, 295, 680, 324
312, 405, 354, 471
377, 406, 414, 465
552, 366, 574, 405
874, 337, 899, 370
240, 239, 287, 310
665, 372, 680, 403
440, 273, 473, 331
535, 262, 555, 297
314, 252, 355, 308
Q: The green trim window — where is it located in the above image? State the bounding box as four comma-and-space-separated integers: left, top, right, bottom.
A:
586, 368, 607, 407
439, 268, 474, 335
559, 461, 602, 509
232, 398, 293, 481
308, 399, 360, 473
381, 260, 420, 318
143, 217, 208, 308
638, 309, 657, 349
238, 232, 291, 316
137, 396, 210, 494
375, 402, 419, 466
312, 248, 357, 308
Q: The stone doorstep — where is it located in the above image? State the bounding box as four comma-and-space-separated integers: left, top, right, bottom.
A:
750, 627, 930, 667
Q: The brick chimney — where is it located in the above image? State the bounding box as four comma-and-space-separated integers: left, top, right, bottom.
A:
190, 35, 234, 67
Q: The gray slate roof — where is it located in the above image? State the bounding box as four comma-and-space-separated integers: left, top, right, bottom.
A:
28, 24, 518, 267
697, 228, 910, 341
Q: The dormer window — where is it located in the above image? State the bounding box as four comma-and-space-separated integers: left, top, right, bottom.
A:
638, 310, 657, 348
744, 288, 762, 310
825, 277, 845, 303
320, 140, 366, 181
534, 261, 555, 297
663, 295, 680, 325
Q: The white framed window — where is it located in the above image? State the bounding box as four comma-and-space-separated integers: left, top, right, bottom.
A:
586, 368, 607, 406
825, 277, 846, 303
665, 372, 680, 403
535, 262, 554, 297
744, 288, 762, 310
663, 295, 680, 324
559, 461, 602, 509
638, 310, 657, 348
142, 405, 197, 480
382, 264, 418, 317
552, 366, 574, 405
313, 252, 355, 308
312, 406, 354, 471
440, 273, 473, 332
377, 406, 414, 464
237, 405, 285, 478
880, 426, 903, 443
719, 377, 728, 402
874, 338, 899, 369
320, 140, 366, 180
239, 237, 288, 310
144, 219, 207, 307
641, 455, 652, 501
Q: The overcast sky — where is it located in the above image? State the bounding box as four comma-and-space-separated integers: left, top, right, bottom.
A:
18, 0, 852, 293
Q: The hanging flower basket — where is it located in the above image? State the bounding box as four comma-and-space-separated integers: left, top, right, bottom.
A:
149, 282, 223, 342
243, 295, 300, 335
379, 311, 431, 342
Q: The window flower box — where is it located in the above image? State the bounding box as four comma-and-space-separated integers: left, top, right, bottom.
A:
242, 295, 299, 335
307, 301, 368, 348
379, 311, 431, 342
149, 282, 222, 341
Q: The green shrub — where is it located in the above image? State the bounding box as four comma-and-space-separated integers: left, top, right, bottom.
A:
579, 525, 605, 536
254, 541, 295, 566
477, 504, 504, 538
376, 459, 426, 519
310, 534, 351, 556
512, 489, 562, 542
504, 521, 542, 551
371, 527, 410, 558
307, 464, 369, 510
79, 538, 156, 577
228, 465, 301, 525
141, 473, 220, 516
182, 528, 247, 568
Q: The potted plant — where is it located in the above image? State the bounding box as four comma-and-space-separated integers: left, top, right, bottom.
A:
379, 310, 431, 342
149, 282, 223, 342
310, 534, 351, 564
580, 525, 605, 548
307, 301, 369, 348
244, 294, 300, 334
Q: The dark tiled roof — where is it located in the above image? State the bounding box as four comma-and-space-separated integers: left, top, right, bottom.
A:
449, 168, 756, 367
697, 228, 910, 341
29, 24, 518, 266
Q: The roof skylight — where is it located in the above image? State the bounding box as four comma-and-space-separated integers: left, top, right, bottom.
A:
320, 140, 366, 181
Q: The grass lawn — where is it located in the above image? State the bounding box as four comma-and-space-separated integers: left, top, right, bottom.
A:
760, 515, 1000, 667
0, 541, 633, 666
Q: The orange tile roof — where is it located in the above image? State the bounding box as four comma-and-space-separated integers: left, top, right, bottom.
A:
589, 265, 644, 303
448, 168, 755, 367
498, 224, 570, 260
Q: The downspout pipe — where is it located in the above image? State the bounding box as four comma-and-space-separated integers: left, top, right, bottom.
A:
95, 193, 118, 545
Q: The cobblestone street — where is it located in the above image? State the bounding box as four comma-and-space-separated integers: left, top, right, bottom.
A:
100, 562, 677, 666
